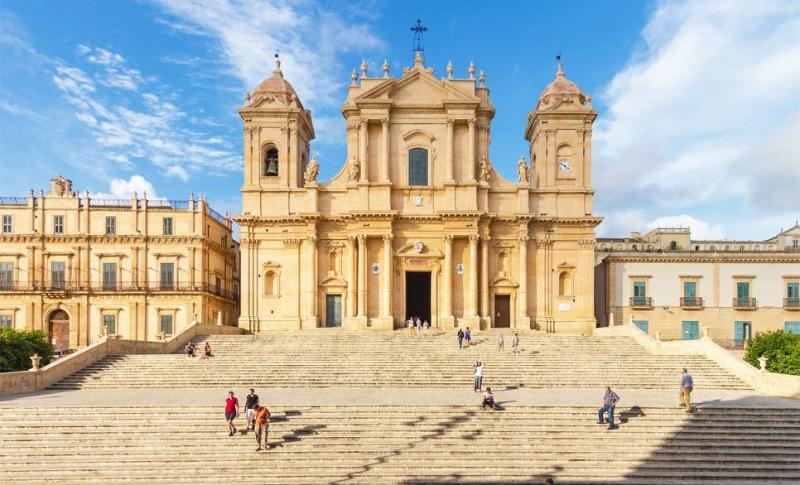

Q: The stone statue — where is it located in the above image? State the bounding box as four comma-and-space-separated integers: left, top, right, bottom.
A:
517, 155, 529, 184
348, 156, 360, 182
304, 155, 319, 184
479, 157, 491, 182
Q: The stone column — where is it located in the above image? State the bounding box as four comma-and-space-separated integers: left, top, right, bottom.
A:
518, 235, 529, 320
188, 247, 195, 286
359, 120, 368, 182
240, 239, 251, 330
467, 119, 476, 181
357, 234, 367, 317
305, 235, 317, 318
468, 235, 479, 317
381, 234, 393, 318
480, 236, 490, 319
346, 237, 356, 317
445, 119, 454, 182
442, 235, 453, 318
381, 118, 390, 182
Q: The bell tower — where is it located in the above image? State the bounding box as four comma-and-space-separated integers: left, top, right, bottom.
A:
524, 58, 597, 217
239, 55, 315, 216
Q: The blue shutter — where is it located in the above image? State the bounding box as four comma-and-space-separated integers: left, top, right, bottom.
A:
683, 281, 696, 298
734, 321, 752, 341
788, 282, 799, 299
408, 148, 428, 186
785, 322, 800, 335
633, 320, 649, 334
682, 321, 699, 340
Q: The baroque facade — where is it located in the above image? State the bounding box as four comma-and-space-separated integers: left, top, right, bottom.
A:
595, 224, 800, 343
236, 53, 600, 333
0, 176, 239, 349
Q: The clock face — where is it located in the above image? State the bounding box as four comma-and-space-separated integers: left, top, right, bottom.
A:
558, 159, 571, 172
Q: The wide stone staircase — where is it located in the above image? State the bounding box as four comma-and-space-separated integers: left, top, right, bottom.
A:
1, 405, 798, 484
49, 332, 750, 390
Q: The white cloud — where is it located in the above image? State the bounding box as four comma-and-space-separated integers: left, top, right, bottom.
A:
646, 215, 725, 240
148, 0, 384, 143
594, 0, 800, 238
92, 175, 159, 199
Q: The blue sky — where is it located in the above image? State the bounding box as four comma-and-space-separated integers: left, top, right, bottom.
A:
1, 0, 798, 240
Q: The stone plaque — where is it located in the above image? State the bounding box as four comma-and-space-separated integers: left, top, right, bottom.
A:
558, 303, 571, 312
407, 258, 430, 266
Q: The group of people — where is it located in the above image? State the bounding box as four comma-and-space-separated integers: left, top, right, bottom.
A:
405, 315, 431, 336
224, 389, 272, 451
185, 341, 214, 359
456, 329, 521, 353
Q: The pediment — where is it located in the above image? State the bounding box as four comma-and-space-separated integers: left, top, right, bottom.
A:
355, 69, 479, 106
319, 276, 348, 288
490, 275, 518, 288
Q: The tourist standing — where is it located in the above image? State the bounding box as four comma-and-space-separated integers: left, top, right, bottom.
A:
597, 386, 620, 430
474, 361, 484, 392
680, 368, 694, 413
457, 328, 465, 350
245, 388, 259, 431
465, 327, 472, 348
253, 404, 271, 451
224, 391, 239, 436
511, 333, 520, 354
497, 333, 504, 352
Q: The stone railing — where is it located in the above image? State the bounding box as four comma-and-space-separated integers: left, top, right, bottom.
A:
0, 323, 246, 398
596, 319, 800, 398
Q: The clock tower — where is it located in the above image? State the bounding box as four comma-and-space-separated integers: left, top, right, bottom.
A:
524, 59, 597, 218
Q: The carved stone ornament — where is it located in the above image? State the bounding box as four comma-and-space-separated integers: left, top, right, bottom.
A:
304, 154, 319, 184
413, 240, 424, 254
348, 156, 360, 182
517, 156, 530, 184
478, 157, 491, 182
371, 262, 380, 274
456, 263, 465, 275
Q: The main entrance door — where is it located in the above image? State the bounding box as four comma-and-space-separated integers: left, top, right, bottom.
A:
405, 272, 431, 323
494, 295, 510, 328
325, 294, 342, 327
48, 309, 70, 350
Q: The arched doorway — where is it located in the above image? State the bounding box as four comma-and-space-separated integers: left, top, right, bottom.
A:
48, 309, 70, 351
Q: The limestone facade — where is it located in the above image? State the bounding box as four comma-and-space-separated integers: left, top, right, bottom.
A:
235, 54, 600, 333
0, 176, 239, 349
596, 224, 800, 343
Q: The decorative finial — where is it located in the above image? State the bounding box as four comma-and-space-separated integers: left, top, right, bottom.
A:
411, 18, 427, 58
360, 59, 368, 79
414, 50, 423, 67
556, 52, 564, 77
468, 62, 475, 80
478, 70, 486, 87
351, 68, 357, 86
382, 59, 389, 78
446, 61, 453, 79
244, 91, 251, 103
273, 52, 282, 77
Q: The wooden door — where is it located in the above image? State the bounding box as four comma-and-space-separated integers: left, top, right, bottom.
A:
48, 310, 70, 350
494, 295, 510, 328
325, 294, 342, 327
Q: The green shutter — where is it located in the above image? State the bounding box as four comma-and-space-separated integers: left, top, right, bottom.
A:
681, 321, 699, 340
683, 281, 696, 298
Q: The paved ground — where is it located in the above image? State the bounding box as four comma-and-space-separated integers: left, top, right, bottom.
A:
2, 387, 798, 408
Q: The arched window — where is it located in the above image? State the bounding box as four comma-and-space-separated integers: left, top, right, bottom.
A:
408, 148, 428, 186
669, 241, 677, 250
558, 271, 572, 296
263, 147, 279, 176
264, 270, 277, 296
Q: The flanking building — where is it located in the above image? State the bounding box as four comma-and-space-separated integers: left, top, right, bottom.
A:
235, 54, 600, 333
0, 176, 239, 349
595, 225, 800, 345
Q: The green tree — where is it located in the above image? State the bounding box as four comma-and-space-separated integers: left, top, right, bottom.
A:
744, 330, 800, 376
0, 328, 55, 373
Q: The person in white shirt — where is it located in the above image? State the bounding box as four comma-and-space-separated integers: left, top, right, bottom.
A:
474, 361, 484, 392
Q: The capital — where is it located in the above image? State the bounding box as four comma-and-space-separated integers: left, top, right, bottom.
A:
357, 234, 367, 243
443, 234, 454, 243
381, 117, 390, 125
468, 234, 479, 243
382, 234, 394, 242
307, 235, 318, 244
468, 118, 476, 127
518, 235, 530, 243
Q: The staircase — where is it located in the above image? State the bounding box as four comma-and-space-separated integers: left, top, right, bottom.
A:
49, 332, 750, 390
1, 405, 797, 484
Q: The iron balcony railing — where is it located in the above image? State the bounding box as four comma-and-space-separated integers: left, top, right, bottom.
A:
733, 297, 757, 309
0, 281, 236, 300
785, 297, 800, 309
0, 197, 29, 206
680, 297, 704, 308
206, 205, 226, 224
147, 199, 191, 210
630, 296, 652, 308
90, 199, 131, 207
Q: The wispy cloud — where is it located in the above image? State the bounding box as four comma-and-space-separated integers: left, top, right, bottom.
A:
594, 0, 800, 238
148, 0, 384, 144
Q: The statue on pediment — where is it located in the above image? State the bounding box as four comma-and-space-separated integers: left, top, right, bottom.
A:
479, 157, 491, 182
348, 156, 360, 182
517, 156, 529, 184
304, 155, 319, 184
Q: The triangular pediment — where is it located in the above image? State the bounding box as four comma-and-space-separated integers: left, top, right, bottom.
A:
319, 276, 348, 288
490, 275, 518, 288
355, 69, 479, 106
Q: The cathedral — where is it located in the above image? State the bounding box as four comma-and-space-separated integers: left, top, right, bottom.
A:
235, 51, 600, 334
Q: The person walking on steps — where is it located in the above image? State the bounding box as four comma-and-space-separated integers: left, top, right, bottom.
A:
679, 368, 694, 413
224, 391, 239, 436
474, 361, 484, 392
597, 386, 620, 430
497, 333, 505, 352
457, 328, 465, 350
511, 333, 520, 354
245, 388, 259, 431
465, 327, 472, 348
253, 404, 271, 451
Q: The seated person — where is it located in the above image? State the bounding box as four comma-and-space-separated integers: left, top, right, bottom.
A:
200, 342, 213, 359
482, 387, 495, 410
185, 342, 196, 357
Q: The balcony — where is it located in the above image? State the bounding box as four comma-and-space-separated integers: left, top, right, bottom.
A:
0, 281, 236, 301
785, 297, 800, 310
733, 297, 757, 309
630, 296, 653, 308
680, 297, 704, 309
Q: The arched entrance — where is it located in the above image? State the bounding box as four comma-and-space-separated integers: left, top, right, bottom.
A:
48, 309, 70, 350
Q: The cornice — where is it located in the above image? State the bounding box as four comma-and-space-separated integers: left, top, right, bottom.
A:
603, 253, 800, 264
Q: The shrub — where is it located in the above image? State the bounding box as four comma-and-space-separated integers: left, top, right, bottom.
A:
0, 328, 55, 373
744, 330, 800, 376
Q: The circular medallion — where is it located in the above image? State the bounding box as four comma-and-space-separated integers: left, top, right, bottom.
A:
456, 263, 465, 275
371, 263, 380, 274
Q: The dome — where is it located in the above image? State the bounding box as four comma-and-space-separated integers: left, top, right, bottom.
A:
249, 57, 303, 108
537, 61, 586, 109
